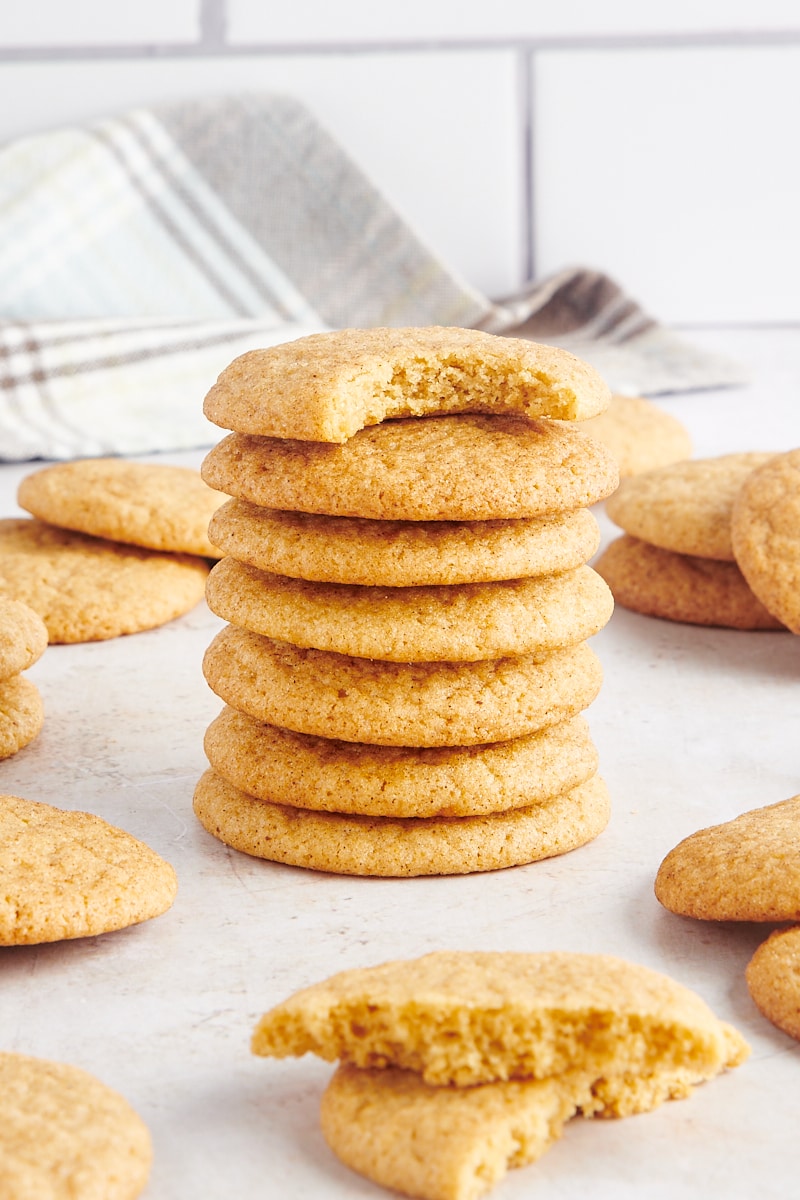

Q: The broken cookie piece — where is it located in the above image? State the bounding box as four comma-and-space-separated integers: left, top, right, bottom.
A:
251, 950, 747, 1200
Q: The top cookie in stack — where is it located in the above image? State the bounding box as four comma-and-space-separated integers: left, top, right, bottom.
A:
195, 327, 618, 877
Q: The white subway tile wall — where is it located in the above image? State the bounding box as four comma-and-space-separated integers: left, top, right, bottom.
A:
227, 0, 800, 43
0, 1, 798, 322
533, 45, 800, 323
0, 0, 200, 46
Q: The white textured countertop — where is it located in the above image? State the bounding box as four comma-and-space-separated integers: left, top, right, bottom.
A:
2, 326, 800, 1199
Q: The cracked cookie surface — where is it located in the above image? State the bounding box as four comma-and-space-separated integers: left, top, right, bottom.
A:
0, 793, 178, 944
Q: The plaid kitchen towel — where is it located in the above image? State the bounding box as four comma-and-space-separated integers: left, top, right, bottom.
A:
0, 93, 745, 462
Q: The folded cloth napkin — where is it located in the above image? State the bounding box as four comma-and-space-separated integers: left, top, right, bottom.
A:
0, 93, 745, 462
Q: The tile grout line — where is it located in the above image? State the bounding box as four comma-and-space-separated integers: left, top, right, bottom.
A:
1, 27, 799, 61
519, 48, 536, 284
198, 0, 227, 50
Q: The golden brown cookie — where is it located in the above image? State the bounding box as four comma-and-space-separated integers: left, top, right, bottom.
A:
207, 499, 601, 586
0, 596, 48, 680
251, 948, 748, 1088
202, 627, 604, 748
604, 452, 774, 560
745, 926, 800, 1042
0, 676, 44, 760
203, 327, 611, 442
576, 393, 692, 477
0, 793, 178, 944
731, 448, 800, 633
17, 458, 227, 557
655, 795, 800, 922
205, 559, 614, 662
201, 416, 619, 522
594, 535, 785, 630
192, 769, 610, 876
0, 1051, 152, 1199
0, 518, 210, 642
320, 1064, 593, 1200
203, 708, 598, 818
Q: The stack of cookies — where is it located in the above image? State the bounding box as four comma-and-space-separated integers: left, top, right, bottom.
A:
0, 597, 47, 760
597, 452, 792, 630
194, 327, 619, 877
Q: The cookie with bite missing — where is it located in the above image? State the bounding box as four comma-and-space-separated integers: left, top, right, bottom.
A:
201, 415, 619, 522
207, 499, 601, 586
203, 708, 598, 819
205, 558, 613, 662
604, 452, 774, 561
594, 535, 784, 630
203, 326, 611, 442
731, 448, 800, 633
18, 458, 227, 558
193, 769, 610, 876
320, 1064, 593, 1200
251, 948, 747, 1089
655, 795, 800, 922
0, 1051, 151, 1199
0, 596, 48, 680
0, 518, 209, 642
0, 793, 178, 944
745, 927, 800, 1042
202, 626, 604, 748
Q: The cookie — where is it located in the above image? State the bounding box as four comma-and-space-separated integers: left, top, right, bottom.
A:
0, 596, 48, 680
200, 416, 619, 522
0, 518, 210, 642
207, 499, 601, 586
192, 769, 610, 876
203, 327, 611, 442
251, 949, 748, 1088
731, 448, 800, 633
205, 559, 614, 662
594, 535, 784, 630
745, 926, 800, 1042
320, 1064, 593, 1200
17, 458, 227, 558
0, 793, 178, 944
655, 795, 800, 922
203, 708, 599, 818
576, 393, 692, 478
604, 452, 774, 560
0, 1051, 151, 1199
202, 626, 604, 747
0, 676, 44, 760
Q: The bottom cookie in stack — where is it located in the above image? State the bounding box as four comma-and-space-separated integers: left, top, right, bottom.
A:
197, 628, 610, 877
